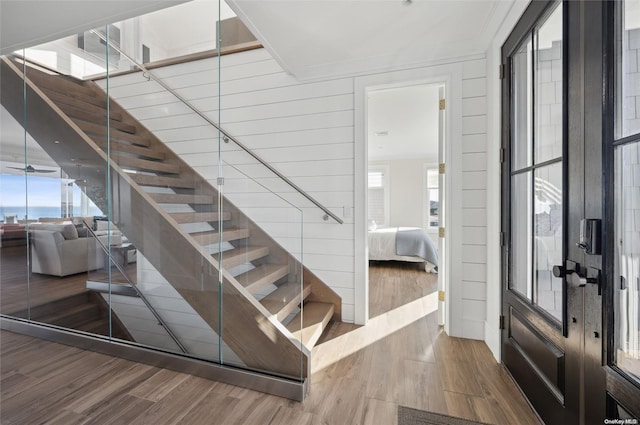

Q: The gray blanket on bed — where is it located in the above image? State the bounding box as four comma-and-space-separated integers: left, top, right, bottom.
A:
396, 228, 438, 266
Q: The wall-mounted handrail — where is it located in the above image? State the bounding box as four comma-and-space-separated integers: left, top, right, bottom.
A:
90, 30, 344, 225
82, 219, 188, 354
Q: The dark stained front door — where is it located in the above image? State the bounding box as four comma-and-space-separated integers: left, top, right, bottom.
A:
502, 1, 640, 423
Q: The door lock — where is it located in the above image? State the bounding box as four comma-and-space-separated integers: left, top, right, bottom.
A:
577, 218, 601, 255
552, 261, 601, 295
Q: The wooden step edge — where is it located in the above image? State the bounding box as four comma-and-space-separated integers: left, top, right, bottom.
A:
26, 70, 98, 97
286, 302, 334, 350
75, 119, 138, 137
59, 103, 125, 125
237, 264, 289, 294
92, 139, 166, 161
148, 193, 210, 204
131, 174, 195, 189
169, 211, 231, 223
117, 157, 180, 175
214, 246, 270, 269
70, 115, 136, 134
190, 228, 250, 244
45, 92, 122, 121
262, 281, 312, 322
41, 86, 106, 108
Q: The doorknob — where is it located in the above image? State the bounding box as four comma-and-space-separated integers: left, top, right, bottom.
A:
567, 267, 602, 295
568, 272, 597, 287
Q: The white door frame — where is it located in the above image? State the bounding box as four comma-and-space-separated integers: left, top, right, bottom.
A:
354, 63, 464, 335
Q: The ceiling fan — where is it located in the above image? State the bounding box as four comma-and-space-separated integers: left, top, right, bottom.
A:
8, 165, 57, 173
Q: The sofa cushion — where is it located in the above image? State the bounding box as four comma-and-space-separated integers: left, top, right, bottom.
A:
30, 223, 79, 240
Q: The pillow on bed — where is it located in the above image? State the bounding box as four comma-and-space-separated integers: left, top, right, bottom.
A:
368, 220, 377, 231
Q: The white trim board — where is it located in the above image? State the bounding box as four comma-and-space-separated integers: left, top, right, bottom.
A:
485, 0, 531, 362
354, 64, 464, 336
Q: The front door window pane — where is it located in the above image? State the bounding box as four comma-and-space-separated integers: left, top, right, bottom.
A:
614, 142, 640, 383
618, 0, 640, 138
511, 172, 533, 300
535, 4, 563, 164
534, 163, 563, 320
512, 39, 533, 171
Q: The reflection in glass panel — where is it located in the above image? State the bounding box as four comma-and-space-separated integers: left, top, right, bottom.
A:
619, 0, 640, 138
614, 142, 640, 383
534, 163, 563, 321
16, 0, 251, 80
511, 172, 533, 299
512, 39, 533, 171
535, 3, 563, 164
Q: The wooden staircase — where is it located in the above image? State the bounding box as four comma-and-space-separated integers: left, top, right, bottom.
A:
1, 56, 340, 380
8, 291, 133, 341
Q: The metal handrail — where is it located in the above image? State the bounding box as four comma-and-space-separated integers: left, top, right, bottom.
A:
82, 219, 188, 354
90, 30, 344, 225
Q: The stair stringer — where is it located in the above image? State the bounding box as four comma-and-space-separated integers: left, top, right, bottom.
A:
1, 56, 310, 379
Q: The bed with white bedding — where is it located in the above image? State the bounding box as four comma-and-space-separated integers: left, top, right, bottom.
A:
368, 227, 438, 272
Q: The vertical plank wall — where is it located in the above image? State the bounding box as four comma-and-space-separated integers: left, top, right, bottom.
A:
460, 58, 489, 338
101, 49, 489, 336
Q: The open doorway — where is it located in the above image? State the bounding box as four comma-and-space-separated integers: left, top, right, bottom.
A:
365, 82, 446, 323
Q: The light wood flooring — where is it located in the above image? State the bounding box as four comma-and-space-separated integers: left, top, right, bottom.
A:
0, 260, 542, 425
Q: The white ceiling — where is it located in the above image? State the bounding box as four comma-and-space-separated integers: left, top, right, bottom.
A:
368, 84, 440, 161
227, 0, 516, 80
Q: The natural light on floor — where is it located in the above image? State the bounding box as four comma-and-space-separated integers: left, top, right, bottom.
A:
311, 291, 438, 373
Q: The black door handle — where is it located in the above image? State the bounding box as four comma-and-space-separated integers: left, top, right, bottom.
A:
568, 272, 597, 287
552, 260, 577, 278
568, 268, 602, 295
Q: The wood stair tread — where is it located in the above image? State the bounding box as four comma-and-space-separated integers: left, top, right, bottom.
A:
170, 211, 231, 223
190, 227, 250, 244
56, 102, 122, 122
132, 174, 195, 189
213, 246, 269, 269
46, 92, 123, 121
94, 139, 166, 161
235, 264, 289, 294
75, 121, 151, 148
148, 192, 210, 204
26, 70, 97, 98
117, 156, 180, 174
41, 86, 106, 108
261, 281, 312, 322
286, 302, 334, 350
69, 113, 138, 134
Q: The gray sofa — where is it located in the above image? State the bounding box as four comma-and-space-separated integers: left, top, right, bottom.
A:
30, 222, 122, 276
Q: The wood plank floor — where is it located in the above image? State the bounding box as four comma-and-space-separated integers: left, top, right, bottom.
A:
1, 245, 137, 315
0, 261, 542, 425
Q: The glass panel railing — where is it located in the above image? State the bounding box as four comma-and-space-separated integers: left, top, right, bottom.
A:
0, 3, 342, 384
14, 1, 256, 81
0, 51, 30, 320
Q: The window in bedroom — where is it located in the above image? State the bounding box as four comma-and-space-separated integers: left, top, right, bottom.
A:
424, 166, 439, 230
368, 168, 388, 227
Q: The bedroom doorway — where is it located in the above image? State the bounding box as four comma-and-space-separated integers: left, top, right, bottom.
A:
365, 81, 446, 325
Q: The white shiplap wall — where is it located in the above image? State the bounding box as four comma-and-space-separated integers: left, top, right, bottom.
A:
102, 49, 490, 337
460, 59, 488, 338
100, 48, 357, 322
